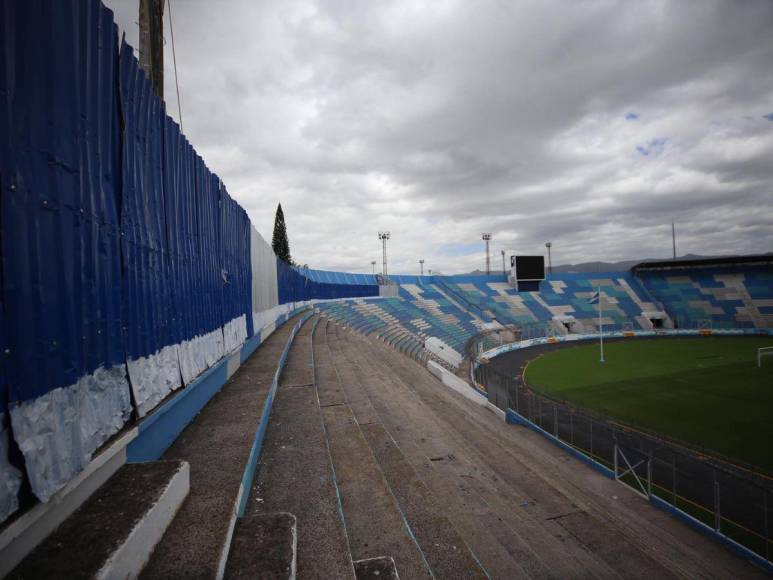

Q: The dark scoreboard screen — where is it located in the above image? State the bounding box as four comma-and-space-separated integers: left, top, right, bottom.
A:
514, 255, 545, 280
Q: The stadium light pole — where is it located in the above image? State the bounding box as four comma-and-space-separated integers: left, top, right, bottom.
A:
371, 260, 376, 275
482, 233, 492, 275
545, 242, 552, 275
598, 287, 605, 363
672, 221, 677, 260
501, 250, 506, 275
419, 259, 424, 276
378, 232, 390, 279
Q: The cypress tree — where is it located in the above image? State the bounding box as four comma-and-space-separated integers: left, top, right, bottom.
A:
271, 203, 293, 264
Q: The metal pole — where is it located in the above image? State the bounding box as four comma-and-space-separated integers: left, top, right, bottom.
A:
599, 286, 605, 363
371, 260, 376, 275
590, 421, 594, 456
419, 259, 424, 276
647, 451, 653, 498
672, 455, 677, 505
501, 250, 506, 275
713, 470, 721, 532
482, 233, 491, 275
139, 0, 164, 99
672, 221, 676, 259
378, 232, 390, 279
762, 489, 770, 562
614, 444, 618, 479
546, 242, 552, 275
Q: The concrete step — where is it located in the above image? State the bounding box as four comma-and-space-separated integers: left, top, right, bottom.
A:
354, 556, 400, 580
8, 460, 189, 580
318, 322, 433, 579
224, 512, 296, 579
334, 334, 488, 580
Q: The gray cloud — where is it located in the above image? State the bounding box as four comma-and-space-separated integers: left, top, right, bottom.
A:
106, 0, 773, 273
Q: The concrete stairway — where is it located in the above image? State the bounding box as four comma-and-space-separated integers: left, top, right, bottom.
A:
7, 460, 189, 580
140, 313, 307, 579
316, 319, 489, 579
235, 316, 356, 578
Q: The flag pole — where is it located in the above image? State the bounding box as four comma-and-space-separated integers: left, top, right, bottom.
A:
598, 285, 605, 363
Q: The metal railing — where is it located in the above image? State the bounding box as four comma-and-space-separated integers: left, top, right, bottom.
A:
473, 360, 773, 565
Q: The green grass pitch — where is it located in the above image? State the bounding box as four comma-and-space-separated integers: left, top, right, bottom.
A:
524, 336, 773, 472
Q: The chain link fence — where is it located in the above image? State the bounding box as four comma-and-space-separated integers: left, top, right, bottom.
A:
473, 360, 773, 564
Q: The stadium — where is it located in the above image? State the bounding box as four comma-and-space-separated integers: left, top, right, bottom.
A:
2, 1, 773, 579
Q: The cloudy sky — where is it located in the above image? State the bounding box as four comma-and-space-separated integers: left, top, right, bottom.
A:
106, 0, 773, 274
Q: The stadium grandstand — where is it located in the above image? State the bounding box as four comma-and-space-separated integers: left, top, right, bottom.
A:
1, 1, 772, 578
633, 255, 773, 330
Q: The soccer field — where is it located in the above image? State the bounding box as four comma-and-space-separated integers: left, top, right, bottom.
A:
524, 336, 773, 472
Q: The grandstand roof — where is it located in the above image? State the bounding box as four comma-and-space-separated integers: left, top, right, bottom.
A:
632, 253, 773, 271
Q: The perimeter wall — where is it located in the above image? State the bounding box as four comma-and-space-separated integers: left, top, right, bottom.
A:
0, 0, 376, 523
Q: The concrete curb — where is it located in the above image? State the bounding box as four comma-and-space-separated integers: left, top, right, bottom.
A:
504, 409, 773, 575
486, 402, 506, 421
427, 360, 487, 406
96, 461, 190, 580
0, 428, 138, 578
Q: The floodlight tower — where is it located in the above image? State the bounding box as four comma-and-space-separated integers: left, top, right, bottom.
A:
419, 259, 425, 276
545, 241, 552, 275
672, 221, 677, 259
378, 232, 391, 279
501, 250, 506, 275
482, 233, 492, 275
371, 260, 376, 275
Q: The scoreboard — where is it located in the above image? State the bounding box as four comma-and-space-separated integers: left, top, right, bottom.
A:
510, 255, 545, 290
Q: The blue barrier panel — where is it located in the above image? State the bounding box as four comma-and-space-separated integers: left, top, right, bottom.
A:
118, 40, 181, 416
277, 259, 379, 302
161, 116, 192, 350
0, 0, 132, 503
221, 187, 253, 348
164, 119, 225, 383
202, 172, 225, 345
505, 409, 615, 479
649, 495, 773, 574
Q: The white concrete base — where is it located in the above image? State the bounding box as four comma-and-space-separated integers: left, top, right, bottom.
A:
0, 427, 137, 578
427, 361, 487, 406
486, 402, 506, 421
425, 337, 462, 368
216, 505, 239, 580
289, 512, 298, 580
97, 461, 189, 580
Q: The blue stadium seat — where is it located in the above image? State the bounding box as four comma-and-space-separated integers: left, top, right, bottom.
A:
636, 265, 773, 329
